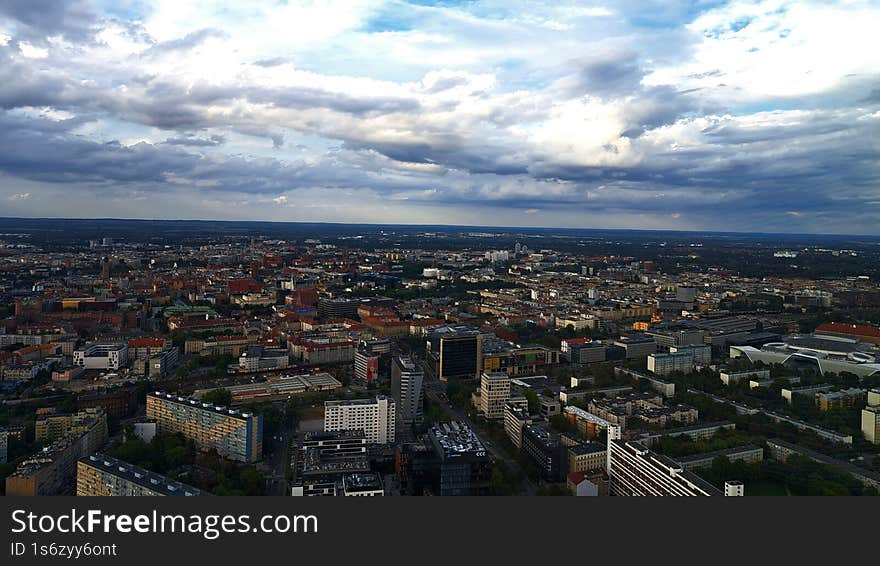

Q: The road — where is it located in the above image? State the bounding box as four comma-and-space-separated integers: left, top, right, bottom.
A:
417, 354, 537, 496
262, 408, 298, 495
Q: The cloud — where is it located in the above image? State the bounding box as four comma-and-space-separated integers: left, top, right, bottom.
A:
0, 0, 876, 234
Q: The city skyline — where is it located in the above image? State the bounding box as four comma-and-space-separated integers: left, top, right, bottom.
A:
0, 1, 879, 234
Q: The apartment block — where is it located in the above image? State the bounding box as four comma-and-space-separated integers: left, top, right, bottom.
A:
146, 392, 262, 463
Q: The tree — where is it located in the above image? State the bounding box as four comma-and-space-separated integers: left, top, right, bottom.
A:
202, 388, 232, 407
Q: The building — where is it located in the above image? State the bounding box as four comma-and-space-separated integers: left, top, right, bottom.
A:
673, 445, 764, 471
0, 428, 7, 464
427, 422, 491, 496
724, 480, 745, 496
719, 368, 771, 385
481, 336, 560, 376
146, 392, 262, 463
341, 473, 384, 496
72, 343, 128, 370
392, 356, 424, 425
636, 421, 737, 448
648, 346, 709, 376
291, 431, 371, 497
194, 373, 342, 404
613, 336, 657, 359
427, 325, 482, 381
324, 396, 395, 444
646, 328, 704, 349
863, 406, 880, 445
522, 425, 564, 482
289, 336, 355, 365
76, 454, 205, 496
606, 440, 722, 496
730, 335, 880, 378
478, 371, 511, 420
669, 344, 712, 365
132, 347, 180, 378
815, 322, 880, 345
35, 409, 106, 443
5, 410, 108, 496
567, 442, 607, 474
185, 336, 253, 357
238, 345, 290, 372
564, 340, 607, 364
781, 384, 834, 405
504, 402, 532, 449
76, 386, 139, 418
816, 388, 867, 412
354, 348, 380, 384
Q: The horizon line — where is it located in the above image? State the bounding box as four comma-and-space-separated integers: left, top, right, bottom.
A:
0, 215, 877, 240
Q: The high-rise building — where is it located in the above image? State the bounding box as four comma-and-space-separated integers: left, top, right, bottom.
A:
428, 325, 482, 381
354, 349, 380, 384
606, 440, 721, 496
324, 396, 395, 444
76, 454, 206, 496
724, 480, 745, 496
427, 422, 491, 496
392, 356, 424, 425
478, 371, 511, 420
146, 392, 262, 463
862, 406, 880, 445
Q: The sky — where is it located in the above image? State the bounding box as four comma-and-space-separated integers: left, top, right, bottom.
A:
0, 0, 878, 234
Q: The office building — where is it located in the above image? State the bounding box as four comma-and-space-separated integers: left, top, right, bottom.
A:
427, 422, 491, 496
341, 473, 384, 496
392, 356, 424, 425
76, 454, 205, 496
146, 392, 262, 463
324, 396, 395, 444
478, 371, 511, 420
522, 425, 564, 482
72, 343, 128, 370
606, 440, 722, 496
613, 336, 657, 359
427, 325, 483, 381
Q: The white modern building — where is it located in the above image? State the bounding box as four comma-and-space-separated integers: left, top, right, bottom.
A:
73, 343, 128, 370
324, 396, 395, 444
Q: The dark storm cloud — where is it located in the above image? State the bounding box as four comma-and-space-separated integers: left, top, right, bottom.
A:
564, 51, 645, 97
0, 0, 97, 41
